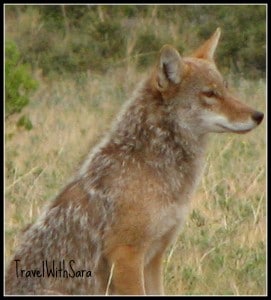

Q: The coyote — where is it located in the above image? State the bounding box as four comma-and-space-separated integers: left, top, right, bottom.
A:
5, 28, 264, 295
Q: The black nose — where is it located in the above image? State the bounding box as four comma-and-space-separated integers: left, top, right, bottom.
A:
252, 111, 264, 125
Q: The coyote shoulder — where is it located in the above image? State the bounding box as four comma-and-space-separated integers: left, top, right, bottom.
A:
5, 28, 263, 295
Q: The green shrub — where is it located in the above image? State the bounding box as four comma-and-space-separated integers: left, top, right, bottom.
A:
16, 115, 33, 130
5, 40, 38, 117
134, 31, 162, 69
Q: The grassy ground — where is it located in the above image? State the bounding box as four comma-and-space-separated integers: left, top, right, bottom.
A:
5, 66, 266, 295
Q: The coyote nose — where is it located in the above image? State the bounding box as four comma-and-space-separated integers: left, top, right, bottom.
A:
252, 111, 264, 125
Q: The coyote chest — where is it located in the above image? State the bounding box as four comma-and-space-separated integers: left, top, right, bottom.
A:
146, 157, 203, 236
144, 201, 189, 265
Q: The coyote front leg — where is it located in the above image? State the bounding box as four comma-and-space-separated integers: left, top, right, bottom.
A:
144, 228, 180, 295
107, 245, 146, 295
144, 250, 165, 295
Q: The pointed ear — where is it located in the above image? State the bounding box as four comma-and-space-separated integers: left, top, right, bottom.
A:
156, 45, 184, 91
192, 27, 221, 61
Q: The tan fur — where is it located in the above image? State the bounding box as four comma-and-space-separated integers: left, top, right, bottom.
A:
5, 28, 263, 295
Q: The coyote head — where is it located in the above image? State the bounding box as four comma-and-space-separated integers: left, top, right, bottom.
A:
153, 28, 264, 135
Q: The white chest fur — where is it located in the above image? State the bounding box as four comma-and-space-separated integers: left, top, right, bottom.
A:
145, 202, 189, 266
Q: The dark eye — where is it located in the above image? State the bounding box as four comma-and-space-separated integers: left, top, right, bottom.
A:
203, 90, 215, 98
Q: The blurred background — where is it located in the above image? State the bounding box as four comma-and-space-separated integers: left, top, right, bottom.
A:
5, 5, 266, 296
5, 5, 266, 76
5, 5, 266, 118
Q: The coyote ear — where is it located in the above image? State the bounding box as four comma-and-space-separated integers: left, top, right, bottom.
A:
192, 27, 221, 61
156, 45, 184, 91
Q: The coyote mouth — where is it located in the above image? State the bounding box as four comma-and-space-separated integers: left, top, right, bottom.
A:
216, 123, 252, 134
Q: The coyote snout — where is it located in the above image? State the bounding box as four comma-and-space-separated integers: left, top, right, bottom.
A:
198, 92, 264, 134
5, 28, 264, 295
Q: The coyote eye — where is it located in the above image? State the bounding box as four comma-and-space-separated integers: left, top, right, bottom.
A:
203, 90, 215, 98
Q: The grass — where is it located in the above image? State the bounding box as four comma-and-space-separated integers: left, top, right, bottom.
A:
5, 69, 266, 295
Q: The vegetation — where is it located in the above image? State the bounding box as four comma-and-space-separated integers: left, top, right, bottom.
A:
5, 40, 38, 119
5, 4, 266, 295
5, 5, 266, 77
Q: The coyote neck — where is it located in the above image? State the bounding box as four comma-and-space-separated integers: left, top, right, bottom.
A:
110, 82, 208, 170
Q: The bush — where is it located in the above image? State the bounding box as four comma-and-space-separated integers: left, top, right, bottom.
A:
5, 40, 38, 117
134, 31, 163, 69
